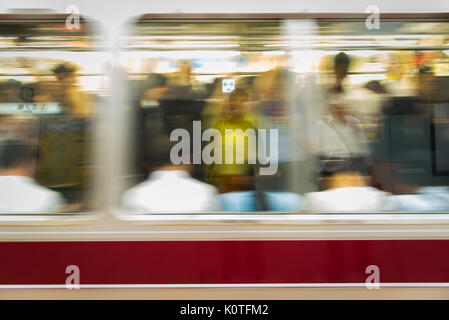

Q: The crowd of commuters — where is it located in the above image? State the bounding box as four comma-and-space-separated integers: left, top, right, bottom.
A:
0, 51, 448, 213
0, 61, 96, 213
122, 52, 449, 213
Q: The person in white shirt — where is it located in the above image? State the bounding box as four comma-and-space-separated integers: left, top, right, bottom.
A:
0, 140, 65, 213
121, 138, 219, 213
313, 52, 377, 185
306, 159, 390, 212
315, 110, 371, 163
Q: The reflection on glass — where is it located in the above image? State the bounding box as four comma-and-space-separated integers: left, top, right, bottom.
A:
120, 17, 449, 213
0, 15, 107, 213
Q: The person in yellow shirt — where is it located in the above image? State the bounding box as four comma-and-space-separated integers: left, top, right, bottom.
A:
208, 89, 258, 194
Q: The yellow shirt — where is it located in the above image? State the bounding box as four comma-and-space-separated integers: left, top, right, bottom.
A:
209, 117, 257, 178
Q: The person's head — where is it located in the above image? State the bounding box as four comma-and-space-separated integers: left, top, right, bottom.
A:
416, 65, 437, 100
144, 135, 190, 173
0, 80, 21, 103
206, 78, 223, 98
177, 60, 192, 84
142, 73, 168, 102
228, 88, 248, 118
318, 158, 367, 190
179, 60, 192, 74
0, 140, 37, 177
334, 52, 350, 86
52, 64, 76, 86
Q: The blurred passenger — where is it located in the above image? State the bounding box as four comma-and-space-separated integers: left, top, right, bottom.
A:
381, 64, 449, 210
202, 78, 225, 130
375, 66, 437, 193
254, 68, 295, 191
219, 168, 263, 211
51, 63, 95, 117
384, 162, 449, 211
329, 52, 350, 95
263, 191, 304, 211
0, 115, 15, 143
134, 74, 170, 181
315, 95, 372, 173
168, 60, 194, 99
316, 52, 374, 180
220, 178, 304, 212
140, 73, 169, 109
0, 140, 65, 213
415, 65, 440, 106
174, 60, 192, 87
122, 137, 219, 212
388, 186, 449, 211
0, 116, 38, 145
306, 159, 390, 212
236, 76, 256, 92
208, 89, 258, 194
0, 80, 21, 102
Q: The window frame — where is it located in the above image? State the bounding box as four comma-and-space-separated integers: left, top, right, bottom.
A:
113, 12, 449, 224
0, 14, 106, 225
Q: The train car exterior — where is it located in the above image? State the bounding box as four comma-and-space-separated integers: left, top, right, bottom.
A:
0, 8, 449, 299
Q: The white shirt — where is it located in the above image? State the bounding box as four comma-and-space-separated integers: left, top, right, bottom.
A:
121, 170, 219, 213
315, 115, 370, 159
312, 85, 371, 160
305, 187, 391, 212
0, 176, 65, 213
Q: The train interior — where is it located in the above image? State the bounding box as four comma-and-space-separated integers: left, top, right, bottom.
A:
0, 14, 448, 216
119, 16, 449, 214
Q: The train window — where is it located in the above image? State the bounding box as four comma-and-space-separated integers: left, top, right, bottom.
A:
0, 14, 107, 219
116, 15, 449, 216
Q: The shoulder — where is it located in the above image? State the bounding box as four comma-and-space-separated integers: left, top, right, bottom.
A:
121, 180, 156, 209
122, 180, 154, 198
25, 183, 65, 211
305, 190, 333, 211
305, 190, 329, 202
25, 181, 63, 200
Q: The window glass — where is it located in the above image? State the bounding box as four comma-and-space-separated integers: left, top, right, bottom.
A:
0, 15, 107, 214
119, 17, 449, 214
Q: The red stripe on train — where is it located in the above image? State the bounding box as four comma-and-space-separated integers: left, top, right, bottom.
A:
0, 240, 447, 285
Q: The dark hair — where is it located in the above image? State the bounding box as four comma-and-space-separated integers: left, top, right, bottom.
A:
238, 76, 257, 89
51, 63, 75, 74
334, 52, 350, 70
229, 88, 248, 102
145, 73, 167, 89
144, 135, 181, 169
0, 140, 37, 169
317, 157, 355, 178
418, 65, 433, 76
